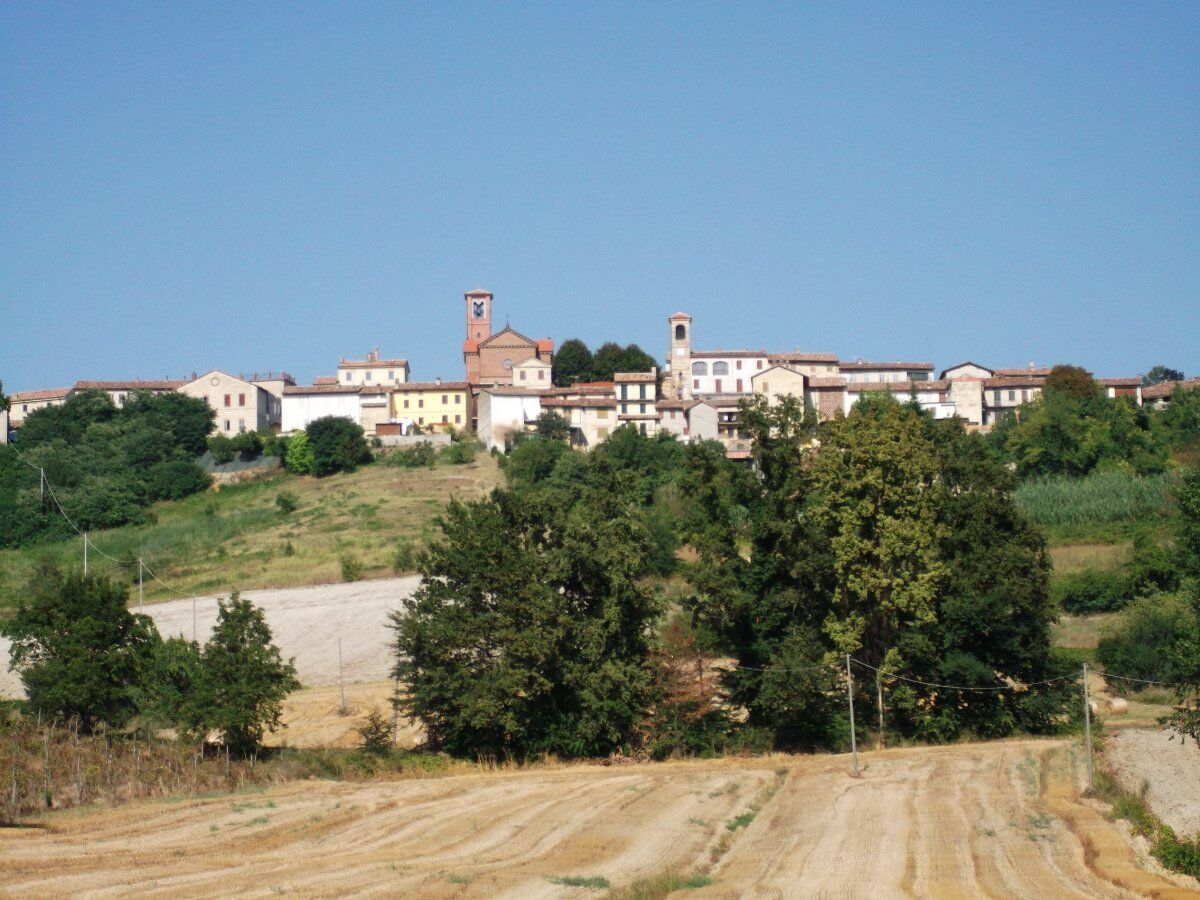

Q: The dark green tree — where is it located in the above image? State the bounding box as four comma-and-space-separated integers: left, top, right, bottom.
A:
1144, 365, 1184, 386
120, 391, 215, 457
1, 568, 157, 728
135, 635, 205, 734
1164, 468, 1200, 744
391, 474, 662, 759
306, 416, 370, 476
534, 411, 571, 441
191, 591, 299, 753
553, 339, 594, 386
591, 342, 626, 381
1044, 364, 1100, 400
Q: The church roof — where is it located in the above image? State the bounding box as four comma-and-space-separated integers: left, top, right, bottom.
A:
465, 288, 492, 296
669, 311, 692, 321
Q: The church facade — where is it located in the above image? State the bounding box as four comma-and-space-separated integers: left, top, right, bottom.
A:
461, 288, 554, 389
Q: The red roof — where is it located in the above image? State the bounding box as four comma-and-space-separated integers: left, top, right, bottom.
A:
807, 377, 847, 388
668, 311, 692, 321
75, 379, 185, 391
1097, 377, 1141, 387
541, 397, 616, 409
11, 387, 71, 402
1143, 377, 1200, 399
536, 339, 554, 353
337, 358, 408, 369
465, 288, 492, 296
983, 376, 1045, 388
839, 361, 934, 372
283, 384, 362, 396
313, 376, 338, 385
994, 367, 1053, 377
396, 381, 470, 391
463, 340, 479, 353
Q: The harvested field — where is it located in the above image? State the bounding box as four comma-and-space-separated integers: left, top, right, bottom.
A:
0, 577, 418, 699
270, 681, 422, 749
3, 739, 1195, 898
1107, 729, 1200, 839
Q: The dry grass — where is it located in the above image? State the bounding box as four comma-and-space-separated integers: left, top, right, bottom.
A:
0, 455, 501, 608
1049, 542, 1133, 575
1052, 612, 1121, 649
2, 740, 1192, 897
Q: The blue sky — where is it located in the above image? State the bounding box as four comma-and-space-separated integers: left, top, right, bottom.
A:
3, 2, 1197, 391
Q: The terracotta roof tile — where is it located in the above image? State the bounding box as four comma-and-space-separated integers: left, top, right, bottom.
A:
839, 361, 934, 371
283, 384, 362, 396
983, 376, 1045, 388
1143, 377, 1200, 399
338, 358, 408, 369
541, 397, 616, 409
395, 381, 470, 391
994, 367, 1053, 377
75, 379, 186, 390
807, 377, 847, 388
1097, 377, 1141, 387
10, 387, 71, 402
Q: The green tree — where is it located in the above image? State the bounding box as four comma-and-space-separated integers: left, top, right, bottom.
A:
591, 342, 626, 381
1164, 468, 1200, 744
1044, 364, 1100, 400
207, 434, 236, 464
284, 429, 315, 474
1144, 365, 1184, 386
306, 416, 369, 476
534, 411, 571, 441
120, 391, 215, 457
553, 338, 594, 386
1158, 386, 1200, 450
1, 569, 157, 728
135, 635, 204, 734
191, 591, 299, 753
390, 476, 662, 759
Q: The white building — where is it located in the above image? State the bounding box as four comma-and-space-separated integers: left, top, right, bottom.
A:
337, 349, 410, 387
476, 388, 543, 451
844, 380, 957, 419
7, 387, 71, 427
655, 399, 718, 442
281, 384, 363, 433
839, 361, 935, 384
179, 370, 280, 433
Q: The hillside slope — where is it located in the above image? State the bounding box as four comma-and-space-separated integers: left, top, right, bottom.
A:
0, 455, 501, 611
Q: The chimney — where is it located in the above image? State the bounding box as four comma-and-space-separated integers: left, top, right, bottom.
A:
435, 376, 442, 385
1028, 361, 1035, 370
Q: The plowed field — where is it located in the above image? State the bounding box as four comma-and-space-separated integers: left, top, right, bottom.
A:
3, 738, 1195, 898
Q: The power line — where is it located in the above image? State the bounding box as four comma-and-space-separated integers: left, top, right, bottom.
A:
851, 658, 1075, 692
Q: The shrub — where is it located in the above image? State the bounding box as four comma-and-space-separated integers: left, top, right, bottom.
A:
438, 441, 477, 465
229, 430, 263, 461
275, 491, 300, 514
284, 430, 315, 475
340, 552, 364, 582
387, 443, 437, 468
1013, 471, 1172, 527
307, 417, 370, 476
1050, 569, 1132, 613
145, 458, 211, 501
260, 432, 288, 461
356, 708, 394, 755
391, 541, 419, 573
207, 434, 235, 465
1098, 594, 1200, 690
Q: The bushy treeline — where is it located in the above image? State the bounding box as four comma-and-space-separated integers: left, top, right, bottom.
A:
1, 567, 297, 754
0, 390, 215, 548
282, 416, 370, 477
552, 338, 658, 386
392, 397, 1077, 760
990, 376, 1200, 479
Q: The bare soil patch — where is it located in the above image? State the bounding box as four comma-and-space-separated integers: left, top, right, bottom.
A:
1106, 729, 1200, 839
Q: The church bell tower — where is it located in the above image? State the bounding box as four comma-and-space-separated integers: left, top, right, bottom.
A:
668, 311, 693, 400
465, 288, 493, 342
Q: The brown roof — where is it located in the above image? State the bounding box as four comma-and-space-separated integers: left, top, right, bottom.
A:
337, 358, 408, 369
1143, 377, 1200, 399
693, 349, 839, 362
614, 372, 657, 382
807, 377, 847, 388
940, 361, 995, 378
1097, 377, 1141, 387
668, 311, 692, 321
465, 288, 492, 296
536, 339, 554, 353
846, 379, 949, 393
769, 352, 841, 363
994, 367, 1052, 377
541, 397, 617, 410
75, 379, 185, 391
10, 387, 71, 402
698, 393, 749, 407
396, 381, 470, 391
983, 376, 1045, 389
547, 381, 615, 397
839, 361, 934, 372
283, 384, 361, 396
313, 376, 338, 385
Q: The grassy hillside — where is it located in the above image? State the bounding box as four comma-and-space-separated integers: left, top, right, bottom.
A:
0, 454, 502, 611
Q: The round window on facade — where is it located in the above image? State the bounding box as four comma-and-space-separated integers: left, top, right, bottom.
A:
503, 359, 513, 370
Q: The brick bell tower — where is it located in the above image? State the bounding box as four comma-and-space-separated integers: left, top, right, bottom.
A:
465, 288, 493, 342
668, 311, 693, 400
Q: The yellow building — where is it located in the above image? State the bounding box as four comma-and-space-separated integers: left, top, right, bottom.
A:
390, 381, 471, 433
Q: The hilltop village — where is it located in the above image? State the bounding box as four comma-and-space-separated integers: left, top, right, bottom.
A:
4, 288, 1181, 456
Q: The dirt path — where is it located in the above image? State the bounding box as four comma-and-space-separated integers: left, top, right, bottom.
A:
3, 739, 1194, 898
0, 577, 419, 698
1106, 729, 1200, 839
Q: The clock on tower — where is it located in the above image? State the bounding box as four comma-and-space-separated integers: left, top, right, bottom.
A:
464, 288, 493, 342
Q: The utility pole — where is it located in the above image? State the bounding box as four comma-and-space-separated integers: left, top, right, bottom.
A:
138, 559, 144, 612
876, 671, 885, 749
846, 654, 860, 778
338, 637, 347, 715
83, 533, 88, 574
192, 596, 198, 644
1082, 663, 1094, 792
39, 468, 46, 512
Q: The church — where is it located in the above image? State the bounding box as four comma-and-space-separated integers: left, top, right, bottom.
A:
461, 289, 554, 389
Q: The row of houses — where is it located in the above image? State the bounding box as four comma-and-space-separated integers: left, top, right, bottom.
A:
5, 289, 1178, 457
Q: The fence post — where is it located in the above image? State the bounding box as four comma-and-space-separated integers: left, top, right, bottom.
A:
1082, 662, 1094, 792
846, 654, 860, 778
10, 728, 19, 818
43, 722, 52, 809
338, 637, 347, 715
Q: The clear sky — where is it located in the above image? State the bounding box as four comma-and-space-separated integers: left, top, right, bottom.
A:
3, 2, 1197, 391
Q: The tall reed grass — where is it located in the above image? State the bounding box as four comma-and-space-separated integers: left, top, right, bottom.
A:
1014, 471, 1172, 527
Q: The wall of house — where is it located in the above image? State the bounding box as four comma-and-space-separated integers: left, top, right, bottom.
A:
512, 360, 552, 390
687, 403, 719, 440
477, 393, 543, 451
181, 373, 269, 433
949, 380, 984, 426
752, 368, 807, 404
391, 389, 470, 432
337, 365, 408, 386
477, 342, 542, 386
281, 392, 362, 433
688, 356, 767, 395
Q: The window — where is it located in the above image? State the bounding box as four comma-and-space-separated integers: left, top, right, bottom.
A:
238, 419, 246, 432
519, 370, 527, 381
224, 394, 231, 407
994, 390, 1003, 405
692, 362, 708, 376
693, 379, 700, 390
639, 423, 647, 435
454, 394, 461, 404
238, 393, 245, 407
418, 399, 424, 408
224, 419, 231, 431
640, 403, 647, 414
388, 370, 394, 380
715, 379, 722, 393
538, 370, 545, 380
418, 417, 424, 425
403, 399, 409, 409
675, 323, 686, 340
345, 372, 352, 382
442, 415, 448, 424
712, 361, 729, 376
736, 379, 743, 392
761, 382, 770, 393
441, 395, 448, 404
596, 408, 609, 420
1023, 390, 1031, 402
736, 360, 742, 370
455, 415, 461, 424
1008, 390, 1016, 402
365, 371, 372, 382
757, 360, 764, 369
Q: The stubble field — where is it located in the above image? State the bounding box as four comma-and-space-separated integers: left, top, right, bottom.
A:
4, 738, 1196, 898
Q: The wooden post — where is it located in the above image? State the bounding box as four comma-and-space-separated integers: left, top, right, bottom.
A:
43, 722, 52, 809
338, 637, 347, 715
83, 532, 88, 574
138, 558, 144, 612
10, 728, 19, 818
876, 671, 885, 750
1082, 663, 1094, 792
846, 655, 860, 778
